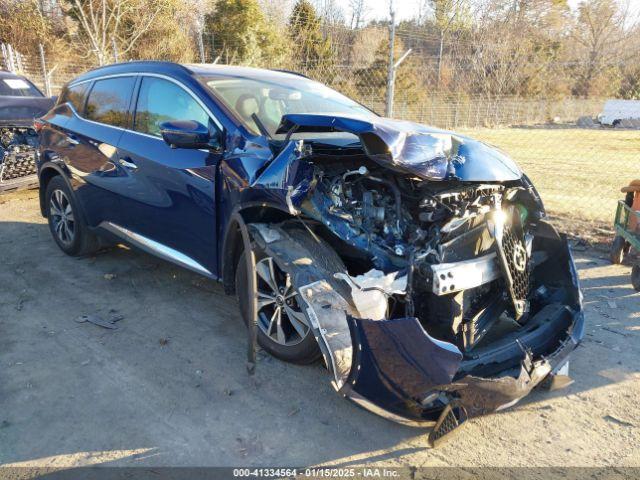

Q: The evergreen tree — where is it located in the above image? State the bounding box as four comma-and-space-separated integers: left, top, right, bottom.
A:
288, 0, 333, 72
205, 0, 284, 65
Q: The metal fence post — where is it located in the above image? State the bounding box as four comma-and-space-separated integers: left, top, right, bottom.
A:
385, 2, 396, 117
198, 29, 206, 63
38, 44, 51, 97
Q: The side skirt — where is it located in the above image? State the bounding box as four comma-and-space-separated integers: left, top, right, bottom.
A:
98, 221, 216, 279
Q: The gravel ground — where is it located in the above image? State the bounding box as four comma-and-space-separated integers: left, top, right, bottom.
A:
0, 189, 639, 469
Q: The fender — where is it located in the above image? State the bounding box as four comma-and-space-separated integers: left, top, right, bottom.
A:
37, 159, 74, 217
220, 202, 293, 295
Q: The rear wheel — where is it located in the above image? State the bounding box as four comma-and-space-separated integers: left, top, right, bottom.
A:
236, 247, 320, 364
610, 235, 628, 265
45, 176, 99, 256
632, 265, 640, 292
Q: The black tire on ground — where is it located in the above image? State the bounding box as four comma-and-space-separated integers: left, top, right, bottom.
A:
45, 175, 100, 256
236, 248, 321, 364
610, 235, 628, 265
632, 265, 640, 292
234, 226, 347, 365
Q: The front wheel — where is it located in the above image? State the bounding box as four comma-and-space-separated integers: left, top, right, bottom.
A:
235, 248, 320, 364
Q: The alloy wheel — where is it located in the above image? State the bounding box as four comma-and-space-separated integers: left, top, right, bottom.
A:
49, 189, 75, 246
255, 257, 310, 346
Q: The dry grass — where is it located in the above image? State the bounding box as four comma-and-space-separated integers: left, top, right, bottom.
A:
460, 127, 640, 229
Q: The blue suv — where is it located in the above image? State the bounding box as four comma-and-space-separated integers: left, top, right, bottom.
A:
38, 61, 583, 441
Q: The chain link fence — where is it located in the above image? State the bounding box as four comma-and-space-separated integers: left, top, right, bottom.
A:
2, 39, 635, 240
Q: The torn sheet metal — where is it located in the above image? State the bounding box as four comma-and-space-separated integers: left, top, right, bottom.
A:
275, 113, 522, 182
335, 269, 406, 320
250, 140, 314, 214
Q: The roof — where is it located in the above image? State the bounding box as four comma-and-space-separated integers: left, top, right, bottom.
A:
0, 70, 29, 79
68, 61, 309, 85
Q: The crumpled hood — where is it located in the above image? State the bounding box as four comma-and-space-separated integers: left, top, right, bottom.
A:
276, 113, 522, 182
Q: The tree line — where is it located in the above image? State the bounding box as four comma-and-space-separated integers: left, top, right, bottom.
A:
1, 0, 639, 100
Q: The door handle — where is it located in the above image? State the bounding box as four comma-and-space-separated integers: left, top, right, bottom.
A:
118, 158, 138, 170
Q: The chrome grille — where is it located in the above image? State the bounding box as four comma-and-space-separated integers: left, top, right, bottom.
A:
0, 150, 36, 182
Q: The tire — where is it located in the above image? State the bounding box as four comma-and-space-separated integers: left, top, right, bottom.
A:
610, 236, 628, 265
632, 265, 640, 292
234, 227, 347, 365
45, 176, 100, 256
236, 247, 320, 364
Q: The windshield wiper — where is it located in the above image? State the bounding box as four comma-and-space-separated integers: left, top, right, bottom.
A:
251, 113, 272, 139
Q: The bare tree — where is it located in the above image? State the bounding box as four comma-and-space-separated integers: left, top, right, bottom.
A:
348, 0, 368, 29
68, 0, 162, 65
570, 0, 639, 97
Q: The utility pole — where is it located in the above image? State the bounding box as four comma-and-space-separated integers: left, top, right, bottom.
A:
385, 1, 396, 117
198, 28, 206, 63
385, 0, 412, 118
38, 44, 51, 97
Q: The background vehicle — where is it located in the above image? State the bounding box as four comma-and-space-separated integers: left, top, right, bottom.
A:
0, 70, 54, 192
37, 62, 583, 442
610, 179, 640, 291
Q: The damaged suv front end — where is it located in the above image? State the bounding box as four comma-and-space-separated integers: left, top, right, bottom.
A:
0, 72, 53, 193
241, 112, 584, 443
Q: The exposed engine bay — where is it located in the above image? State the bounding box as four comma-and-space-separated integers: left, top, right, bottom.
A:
0, 126, 38, 191
296, 153, 555, 355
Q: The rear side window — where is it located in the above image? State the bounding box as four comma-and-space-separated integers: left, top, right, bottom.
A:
85, 77, 135, 128
134, 76, 210, 137
59, 83, 89, 112
0, 76, 43, 97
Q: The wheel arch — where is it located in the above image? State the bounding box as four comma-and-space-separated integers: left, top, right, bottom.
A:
38, 163, 69, 217
221, 204, 294, 295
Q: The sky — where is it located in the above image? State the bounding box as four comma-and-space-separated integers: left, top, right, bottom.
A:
360, 0, 640, 23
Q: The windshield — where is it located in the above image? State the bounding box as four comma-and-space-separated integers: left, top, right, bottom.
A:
0, 77, 43, 97
201, 74, 374, 137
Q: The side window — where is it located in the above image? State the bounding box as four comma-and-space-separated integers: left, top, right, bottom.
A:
58, 83, 89, 113
134, 77, 210, 137
85, 77, 135, 128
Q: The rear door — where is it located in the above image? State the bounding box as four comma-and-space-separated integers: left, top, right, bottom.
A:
59, 76, 137, 228
114, 75, 222, 277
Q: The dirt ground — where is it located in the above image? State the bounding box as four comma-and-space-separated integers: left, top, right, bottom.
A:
1, 188, 639, 469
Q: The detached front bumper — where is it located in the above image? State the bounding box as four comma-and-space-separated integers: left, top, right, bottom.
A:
249, 223, 584, 443
337, 236, 584, 442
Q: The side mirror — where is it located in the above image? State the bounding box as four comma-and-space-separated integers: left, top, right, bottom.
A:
160, 120, 221, 150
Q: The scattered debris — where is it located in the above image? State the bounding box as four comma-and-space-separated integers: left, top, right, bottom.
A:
81, 360, 90, 366
603, 415, 635, 427
74, 313, 121, 329
159, 337, 170, 346
15, 290, 28, 311
287, 407, 300, 417
103, 273, 116, 280
223, 388, 234, 396
602, 326, 629, 337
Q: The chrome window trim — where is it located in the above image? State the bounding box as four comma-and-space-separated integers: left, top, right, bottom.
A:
99, 221, 215, 278
69, 72, 223, 131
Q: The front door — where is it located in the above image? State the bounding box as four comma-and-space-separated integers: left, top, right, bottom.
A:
115, 75, 222, 277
